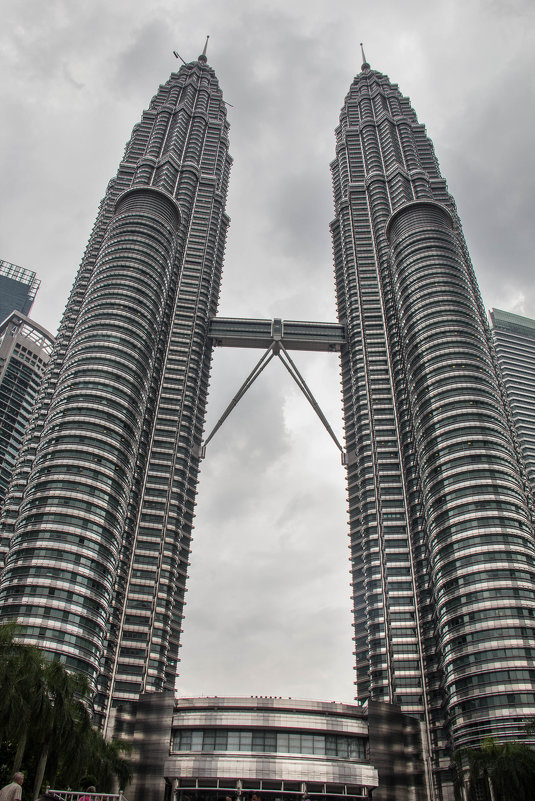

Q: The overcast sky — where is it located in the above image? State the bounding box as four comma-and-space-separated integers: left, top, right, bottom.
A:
1, 0, 534, 704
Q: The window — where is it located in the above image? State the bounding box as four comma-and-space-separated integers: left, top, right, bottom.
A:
171, 728, 365, 758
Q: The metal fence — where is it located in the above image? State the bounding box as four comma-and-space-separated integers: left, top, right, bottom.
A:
46, 791, 127, 801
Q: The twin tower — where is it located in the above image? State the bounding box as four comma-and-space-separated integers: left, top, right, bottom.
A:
1, 49, 534, 800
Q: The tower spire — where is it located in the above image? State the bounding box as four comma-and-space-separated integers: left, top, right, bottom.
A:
198, 35, 209, 63
360, 42, 370, 71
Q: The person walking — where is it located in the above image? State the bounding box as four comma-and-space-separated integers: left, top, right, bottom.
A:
79, 787, 96, 801
0, 773, 24, 801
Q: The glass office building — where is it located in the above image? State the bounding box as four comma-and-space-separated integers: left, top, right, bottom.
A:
490, 308, 535, 499
0, 312, 54, 509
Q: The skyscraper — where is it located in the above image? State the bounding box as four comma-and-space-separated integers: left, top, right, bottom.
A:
0, 312, 54, 508
0, 47, 534, 801
0, 259, 40, 323
0, 45, 232, 730
490, 308, 535, 498
331, 53, 535, 797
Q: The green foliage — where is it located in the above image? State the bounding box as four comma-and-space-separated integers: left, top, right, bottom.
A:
525, 716, 535, 735
0, 741, 17, 788
457, 736, 535, 801
0, 624, 131, 798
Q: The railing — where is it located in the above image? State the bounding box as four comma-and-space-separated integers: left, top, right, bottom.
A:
46, 791, 127, 801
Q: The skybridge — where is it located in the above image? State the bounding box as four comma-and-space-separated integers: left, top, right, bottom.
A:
203, 317, 347, 460
209, 316, 345, 352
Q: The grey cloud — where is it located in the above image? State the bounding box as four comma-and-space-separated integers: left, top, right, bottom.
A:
268, 170, 333, 264
113, 20, 173, 99
438, 61, 535, 315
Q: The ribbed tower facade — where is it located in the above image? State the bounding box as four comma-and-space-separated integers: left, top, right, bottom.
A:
0, 50, 231, 728
331, 58, 535, 797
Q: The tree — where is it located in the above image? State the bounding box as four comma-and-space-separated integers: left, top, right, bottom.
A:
31, 661, 91, 800
0, 624, 131, 797
525, 716, 535, 736
461, 736, 535, 801
0, 623, 48, 773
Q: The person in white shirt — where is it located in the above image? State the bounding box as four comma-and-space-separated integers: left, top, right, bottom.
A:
0, 773, 24, 801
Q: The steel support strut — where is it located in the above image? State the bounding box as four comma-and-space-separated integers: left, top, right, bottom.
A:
201, 340, 346, 462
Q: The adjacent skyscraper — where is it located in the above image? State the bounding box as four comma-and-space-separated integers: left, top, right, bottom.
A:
490, 308, 535, 498
0, 262, 51, 520
0, 46, 231, 730
1, 48, 534, 801
330, 54, 535, 798
0, 312, 54, 508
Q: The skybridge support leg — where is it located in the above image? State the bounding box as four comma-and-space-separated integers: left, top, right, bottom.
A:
201, 340, 346, 464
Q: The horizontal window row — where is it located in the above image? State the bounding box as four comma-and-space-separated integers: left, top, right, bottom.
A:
171, 729, 365, 759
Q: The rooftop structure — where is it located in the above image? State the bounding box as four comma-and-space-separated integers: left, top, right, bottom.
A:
0, 259, 40, 322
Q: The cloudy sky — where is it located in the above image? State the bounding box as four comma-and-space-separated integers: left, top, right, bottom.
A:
1, 0, 534, 704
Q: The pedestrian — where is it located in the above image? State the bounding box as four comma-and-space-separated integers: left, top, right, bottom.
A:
0, 773, 24, 801
79, 787, 96, 801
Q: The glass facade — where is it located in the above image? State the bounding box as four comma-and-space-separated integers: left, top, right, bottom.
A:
0, 260, 40, 322
172, 729, 366, 759
490, 308, 535, 500
0, 313, 54, 509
